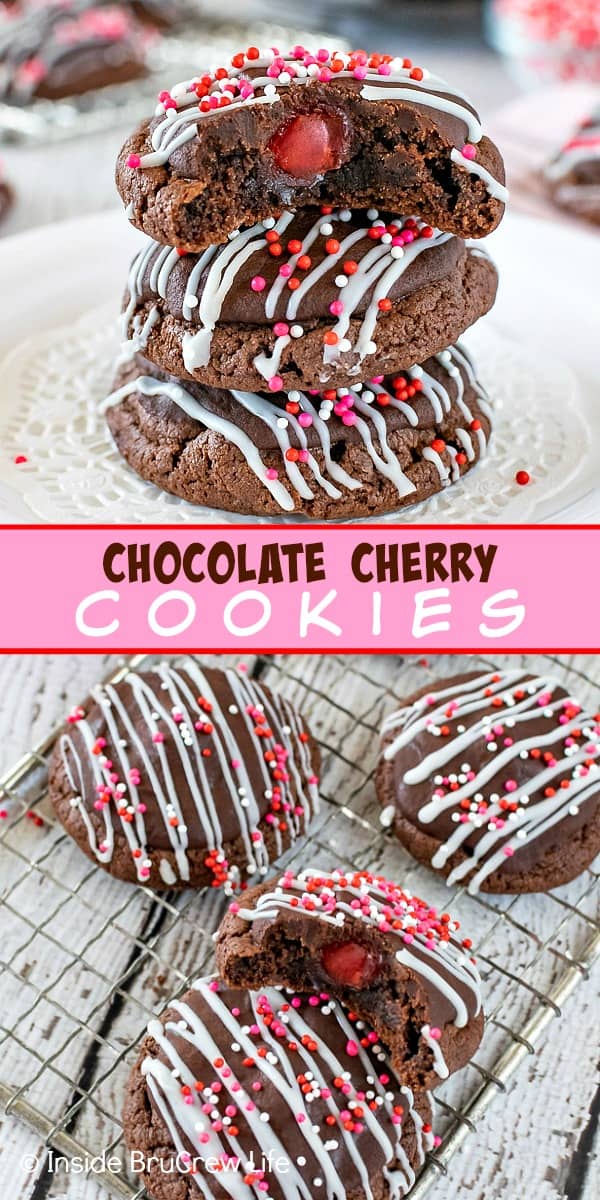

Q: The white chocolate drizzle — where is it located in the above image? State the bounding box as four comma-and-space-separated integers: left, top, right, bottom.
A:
120, 210, 454, 377
102, 343, 489, 512
381, 670, 600, 894
59, 663, 319, 887
140, 978, 434, 1200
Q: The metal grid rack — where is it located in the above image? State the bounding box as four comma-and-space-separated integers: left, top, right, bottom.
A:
0, 652, 598, 1199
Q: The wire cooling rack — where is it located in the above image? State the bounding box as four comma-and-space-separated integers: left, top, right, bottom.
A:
0, 652, 598, 1200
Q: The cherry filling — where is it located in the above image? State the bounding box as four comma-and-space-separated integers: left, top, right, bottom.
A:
268, 111, 349, 179
320, 940, 382, 989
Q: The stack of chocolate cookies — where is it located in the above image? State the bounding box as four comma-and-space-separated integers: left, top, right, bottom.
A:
107, 45, 508, 519
124, 868, 484, 1200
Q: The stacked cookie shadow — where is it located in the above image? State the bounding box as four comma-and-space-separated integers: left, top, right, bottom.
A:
123, 869, 484, 1200
106, 44, 508, 519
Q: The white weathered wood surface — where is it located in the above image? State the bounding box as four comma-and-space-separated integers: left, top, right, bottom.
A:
0, 654, 597, 1200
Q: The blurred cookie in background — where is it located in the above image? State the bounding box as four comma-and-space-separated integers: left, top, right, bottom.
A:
0, 158, 13, 224
546, 103, 600, 226
0, 1, 155, 103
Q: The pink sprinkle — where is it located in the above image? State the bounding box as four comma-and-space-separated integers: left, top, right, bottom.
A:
268, 375, 283, 392
231, 758, 241, 768
505, 780, 517, 792
346, 1039, 359, 1057
152, 732, 164, 743
278, 264, 292, 278
273, 321, 289, 336
430, 1027, 441, 1040
342, 412, 357, 426
461, 143, 477, 160
265, 468, 279, 480
503, 846, 514, 857
251, 275, 266, 292
378, 62, 392, 75
329, 300, 344, 316
298, 413, 313, 428
127, 154, 141, 169
353, 66, 367, 80
229, 901, 240, 914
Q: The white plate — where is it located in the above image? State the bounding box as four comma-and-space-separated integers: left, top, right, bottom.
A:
0, 207, 598, 523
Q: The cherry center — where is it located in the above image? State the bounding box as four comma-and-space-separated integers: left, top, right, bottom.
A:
320, 940, 382, 988
269, 112, 349, 179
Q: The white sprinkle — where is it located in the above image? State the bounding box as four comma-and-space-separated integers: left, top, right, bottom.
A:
290, 324, 304, 338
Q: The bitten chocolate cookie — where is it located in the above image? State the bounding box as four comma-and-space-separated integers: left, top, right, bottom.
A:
121, 209, 498, 392
104, 343, 492, 519
124, 977, 435, 1200
546, 105, 600, 225
116, 45, 507, 252
0, 2, 151, 103
216, 867, 483, 1091
377, 669, 600, 895
48, 662, 320, 890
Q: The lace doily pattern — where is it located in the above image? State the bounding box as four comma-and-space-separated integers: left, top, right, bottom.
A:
0, 305, 589, 524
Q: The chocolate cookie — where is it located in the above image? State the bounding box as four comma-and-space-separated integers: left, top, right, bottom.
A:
546, 105, 600, 225
121, 210, 498, 392
48, 662, 320, 890
0, 162, 13, 224
103, 343, 492, 519
377, 670, 600, 895
0, 2, 151, 103
116, 45, 507, 252
216, 867, 483, 1091
124, 977, 435, 1200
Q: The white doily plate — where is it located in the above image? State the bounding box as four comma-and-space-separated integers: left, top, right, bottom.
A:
0, 208, 598, 523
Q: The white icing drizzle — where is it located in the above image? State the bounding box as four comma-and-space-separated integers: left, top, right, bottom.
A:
381, 670, 600, 895
236, 867, 482, 1027
120, 210, 453, 377
450, 148, 509, 203
420, 1025, 449, 1079
60, 663, 319, 887
140, 979, 433, 1200
102, 342, 488, 511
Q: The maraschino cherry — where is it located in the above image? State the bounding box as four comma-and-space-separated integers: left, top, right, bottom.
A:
269, 111, 349, 179
321, 940, 382, 988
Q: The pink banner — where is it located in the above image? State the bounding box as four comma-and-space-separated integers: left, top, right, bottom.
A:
0, 525, 597, 652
